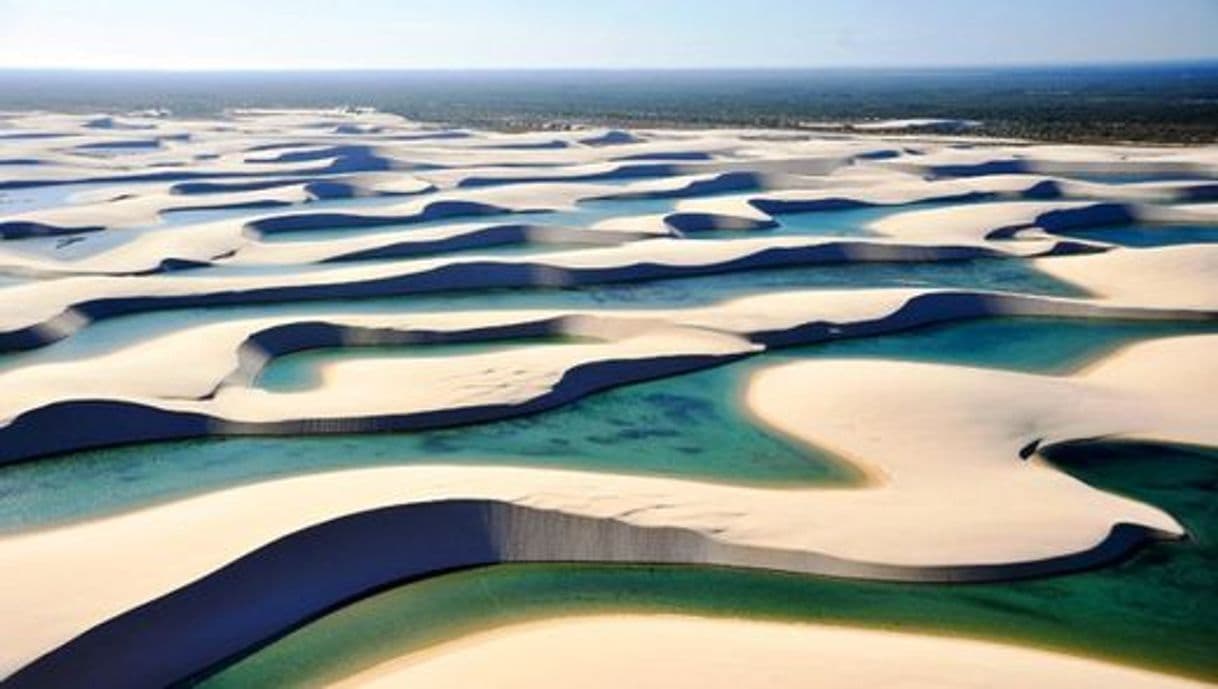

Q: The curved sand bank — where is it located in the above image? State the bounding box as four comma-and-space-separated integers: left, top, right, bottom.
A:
1, 287, 1211, 464
1036, 244, 1218, 309
0, 316, 754, 462
324, 615, 1211, 689
882, 141, 1218, 180
2, 335, 1213, 683
4, 169, 1208, 279
0, 498, 1174, 689
3, 109, 1216, 689
0, 231, 1080, 352
0, 173, 433, 238
6, 187, 1210, 347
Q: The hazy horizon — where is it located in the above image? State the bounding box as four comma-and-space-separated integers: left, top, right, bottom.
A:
3, 60, 1218, 74
1, 0, 1215, 71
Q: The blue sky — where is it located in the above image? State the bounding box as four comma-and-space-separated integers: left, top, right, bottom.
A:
0, 0, 1215, 70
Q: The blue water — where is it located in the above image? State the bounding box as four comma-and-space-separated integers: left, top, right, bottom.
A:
1064, 172, 1216, 185
255, 211, 543, 244
157, 205, 289, 228
1, 316, 1212, 533
1052, 223, 1218, 248
250, 190, 932, 246
158, 192, 434, 229
73, 141, 161, 156
0, 181, 151, 216
765, 200, 992, 238
685, 197, 1012, 240
242, 193, 988, 246
0, 253, 1082, 373
769, 205, 894, 237
548, 197, 684, 224
255, 197, 682, 244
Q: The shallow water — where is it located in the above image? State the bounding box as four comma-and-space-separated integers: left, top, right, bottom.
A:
769, 204, 894, 236
254, 196, 681, 244
4, 90, 1215, 689
197, 440, 1218, 688
1052, 223, 1218, 248
0, 182, 133, 215
781, 315, 1216, 374
0, 183, 432, 263
2, 316, 1212, 533
762, 198, 993, 238
0, 352, 848, 533
255, 336, 586, 392
1064, 172, 1217, 185
246, 194, 960, 246
0, 188, 1086, 375
147, 189, 443, 231
0, 252, 1082, 373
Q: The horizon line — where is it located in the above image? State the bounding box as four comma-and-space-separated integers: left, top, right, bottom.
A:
2, 58, 1217, 74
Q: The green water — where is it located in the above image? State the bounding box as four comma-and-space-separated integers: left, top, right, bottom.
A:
196, 441, 1218, 688
2, 317, 1212, 533
785, 316, 1216, 374
0, 352, 848, 533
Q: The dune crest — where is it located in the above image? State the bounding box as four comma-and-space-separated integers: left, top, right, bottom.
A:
1, 108, 1215, 688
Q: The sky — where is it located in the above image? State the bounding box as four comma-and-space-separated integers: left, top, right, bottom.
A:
0, 0, 1215, 71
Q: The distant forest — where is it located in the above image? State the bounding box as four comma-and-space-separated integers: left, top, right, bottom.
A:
2, 64, 1216, 143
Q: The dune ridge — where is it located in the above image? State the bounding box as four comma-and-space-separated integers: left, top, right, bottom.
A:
1, 288, 1211, 465
2, 108, 1215, 689
2, 334, 1212, 685
2, 500, 1176, 689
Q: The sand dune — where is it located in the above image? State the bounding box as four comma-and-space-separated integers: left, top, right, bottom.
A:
3, 335, 1213, 685
1, 108, 1215, 689
330, 615, 1210, 689
1, 287, 1210, 464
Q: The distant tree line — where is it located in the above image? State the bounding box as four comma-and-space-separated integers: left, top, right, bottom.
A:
1, 65, 1215, 144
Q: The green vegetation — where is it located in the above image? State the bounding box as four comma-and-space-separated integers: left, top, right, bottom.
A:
3, 64, 1217, 144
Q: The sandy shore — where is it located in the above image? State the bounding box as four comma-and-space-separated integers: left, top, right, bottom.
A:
328, 614, 1211, 689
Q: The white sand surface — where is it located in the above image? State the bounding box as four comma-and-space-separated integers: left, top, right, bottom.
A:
328, 615, 1209, 689
2, 108, 1215, 686
2, 335, 1213, 676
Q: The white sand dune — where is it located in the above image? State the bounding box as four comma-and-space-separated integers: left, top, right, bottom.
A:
0, 287, 1209, 464
1, 108, 1215, 689
1036, 244, 1218, 309
2, 335, 1213, 684
329, 615, 1210, 689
